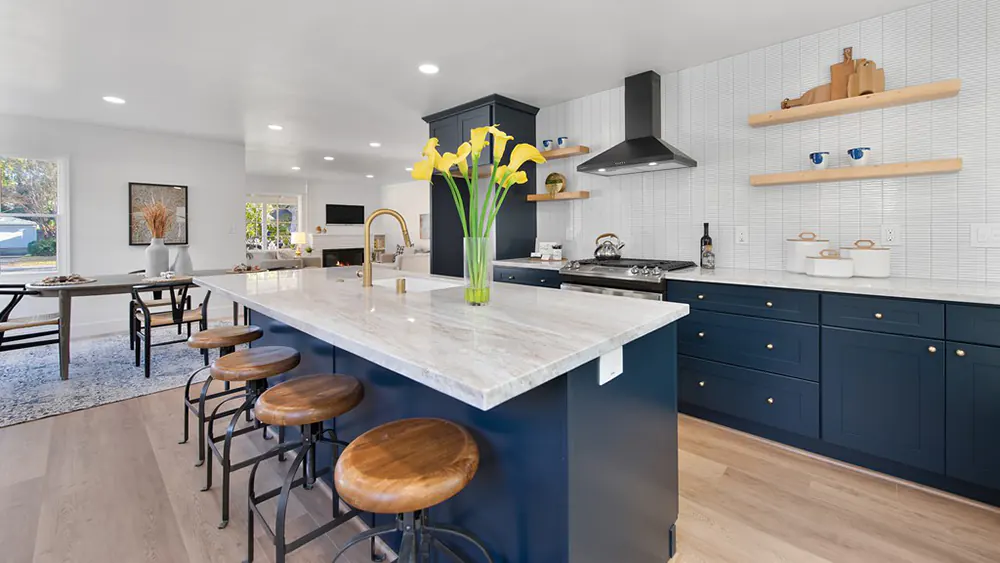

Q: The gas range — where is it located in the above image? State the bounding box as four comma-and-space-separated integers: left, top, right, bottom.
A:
559, 258, 697, 300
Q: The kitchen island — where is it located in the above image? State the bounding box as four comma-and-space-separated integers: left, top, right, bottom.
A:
195, 267, 688, 563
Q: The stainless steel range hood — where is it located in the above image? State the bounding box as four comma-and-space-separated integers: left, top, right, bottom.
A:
577, 71, 697, 176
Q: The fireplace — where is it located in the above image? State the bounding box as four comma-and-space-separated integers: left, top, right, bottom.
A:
323, 248, 365, 267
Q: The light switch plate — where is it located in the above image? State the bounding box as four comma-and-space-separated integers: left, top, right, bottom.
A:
971, 224, 1000, 248
736, 226, 749, 245
599, 347, 624, 386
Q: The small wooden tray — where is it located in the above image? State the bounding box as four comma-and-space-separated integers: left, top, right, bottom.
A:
27, 277, 97, 288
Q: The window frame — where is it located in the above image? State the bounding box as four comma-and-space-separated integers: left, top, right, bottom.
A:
0, 155, 71, 278
245, 194, 301, 251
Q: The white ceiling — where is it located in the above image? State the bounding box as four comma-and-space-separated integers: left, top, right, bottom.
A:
0, 0, 926, 184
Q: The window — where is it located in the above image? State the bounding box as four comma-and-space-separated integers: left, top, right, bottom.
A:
245, 196, 299, 251
0, 156, 62, 275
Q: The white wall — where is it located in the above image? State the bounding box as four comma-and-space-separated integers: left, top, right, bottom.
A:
305, 178, 383, 248
0, 114, 246, 336
379, 181, 429, 252
538, 0, 1000, 282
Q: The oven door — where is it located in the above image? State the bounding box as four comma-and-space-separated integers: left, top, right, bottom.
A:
560, 282, 664, 301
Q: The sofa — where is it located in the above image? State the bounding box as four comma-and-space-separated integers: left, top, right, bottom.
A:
246, 249, 303, 270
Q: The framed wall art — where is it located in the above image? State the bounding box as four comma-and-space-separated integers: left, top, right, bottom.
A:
128, 182, 189, 245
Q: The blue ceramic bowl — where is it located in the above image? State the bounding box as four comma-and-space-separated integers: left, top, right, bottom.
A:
809, 151, 830, 170
847, 147, 871, 166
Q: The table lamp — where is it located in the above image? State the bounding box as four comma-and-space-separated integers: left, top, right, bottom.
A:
291, 232, 308, 257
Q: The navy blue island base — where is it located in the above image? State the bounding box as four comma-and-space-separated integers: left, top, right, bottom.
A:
250, 309, 680, 563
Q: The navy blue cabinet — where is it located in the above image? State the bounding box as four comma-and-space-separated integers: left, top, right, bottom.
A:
822, 294, 944, 339
678, 310, 819, 381
821, 327, 945, 472
669, 281, 819, 324
946, 342, 1000, 490
493, 266, 560, 289
947, 304, 1000, 348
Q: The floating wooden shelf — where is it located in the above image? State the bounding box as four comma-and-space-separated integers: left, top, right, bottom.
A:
527, 191, 591, 202
750, 158, 962, 187
540, 146, 590, 160
748, 79, 962, 128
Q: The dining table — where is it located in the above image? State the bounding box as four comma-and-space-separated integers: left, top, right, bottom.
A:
27, 269, 237, 380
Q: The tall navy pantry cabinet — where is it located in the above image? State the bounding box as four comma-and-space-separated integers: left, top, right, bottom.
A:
667, 280, 1000, 507
423, 95, 538, 277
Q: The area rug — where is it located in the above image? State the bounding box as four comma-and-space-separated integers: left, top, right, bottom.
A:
0, 326, 235, 428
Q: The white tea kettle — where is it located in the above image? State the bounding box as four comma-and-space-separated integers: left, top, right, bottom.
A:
594, 233, 625, 260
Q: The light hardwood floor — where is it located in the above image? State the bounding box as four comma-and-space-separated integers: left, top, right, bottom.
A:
1, 386, 999, 563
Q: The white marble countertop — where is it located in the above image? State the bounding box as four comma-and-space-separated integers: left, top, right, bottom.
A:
195, 268, 688, 410
492, 258, 567, 271
662, 267, 1000, 305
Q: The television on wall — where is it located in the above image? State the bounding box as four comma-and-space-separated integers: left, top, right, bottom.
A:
326, 204, 365, 225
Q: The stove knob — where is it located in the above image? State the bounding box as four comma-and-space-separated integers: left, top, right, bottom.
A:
629, 266, 640, 275
641, 266, 651, 276
652, 266, 662, 275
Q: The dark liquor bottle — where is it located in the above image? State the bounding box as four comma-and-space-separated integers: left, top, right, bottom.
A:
700, 222, 715, 269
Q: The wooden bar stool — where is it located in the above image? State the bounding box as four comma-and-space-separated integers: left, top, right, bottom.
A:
203, 345, 300, 528
332, 418, 494, 563
179, 325, 264, 467
245, 374, 365, 563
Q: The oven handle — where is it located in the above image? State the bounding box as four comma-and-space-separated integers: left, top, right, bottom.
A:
560, 283, 663, 301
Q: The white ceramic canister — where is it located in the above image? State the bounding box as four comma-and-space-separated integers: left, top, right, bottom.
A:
840, 239, 890, 278
785, 232, 830, 274
805, 249, 854, 278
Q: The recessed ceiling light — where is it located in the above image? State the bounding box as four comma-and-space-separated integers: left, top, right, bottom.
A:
291, 166, 301, 171
102, 96, 126, 104
648, 162, 658, 166
366, 174, 374, 178
323, 156, 335, 161
405, 167, 413, 172
598, 168, 607, 172
418, 63, 440, 75
268, 124, 283, 131
369, 142, 381, 148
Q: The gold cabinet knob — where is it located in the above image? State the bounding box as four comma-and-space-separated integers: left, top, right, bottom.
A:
698, 381, 706, 387
956, 349, 966, 357
766, 343, 774, 350
697, 294, 705, 300
928, 346, 937, 354
697, 331, 705, 338
874, 312, 883, 319
539, 279, 546, 283
766, 301, 773, 308
766, 397, 775, 404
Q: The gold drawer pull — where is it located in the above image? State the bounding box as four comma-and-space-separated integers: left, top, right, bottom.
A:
766, 301, 773, 308
956, 349, 966, 357
766, 343, 774, 350
698, 331, 705, 339
928, 346, 937, 354
697, 294, 705, 300
698, 381, 706, 387
874, 312, 883, 320
766, 397, 775, 405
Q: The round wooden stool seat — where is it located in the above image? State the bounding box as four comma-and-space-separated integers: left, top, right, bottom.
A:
254, 374, 364, 427
210, 346, 300, 382
334, 418, 479, 514
187, 325, 263, 350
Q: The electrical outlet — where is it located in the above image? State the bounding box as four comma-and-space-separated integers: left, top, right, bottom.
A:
971, 224, 1000, 248
736, 226, 749, 245
881, 225, 902, 246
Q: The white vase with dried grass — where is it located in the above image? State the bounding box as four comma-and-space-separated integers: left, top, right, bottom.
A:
142, 201, 174, 278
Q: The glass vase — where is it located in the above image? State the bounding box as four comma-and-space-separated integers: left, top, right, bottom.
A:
463, 237, 493, 306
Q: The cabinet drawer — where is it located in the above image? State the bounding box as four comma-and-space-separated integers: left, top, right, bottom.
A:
947, 304, 1000, 347
493, 266, 560, 289
947, 342, 1000, 490
678, 310, 819, 381
679, 357, 819, 438
822, 294, 944, 339
821, 327, 945, 472
668, 281, 818, 323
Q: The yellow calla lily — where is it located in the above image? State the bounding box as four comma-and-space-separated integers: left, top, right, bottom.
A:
502, 170, 528, 189
422, 138, 441, 158
455, 142, 472, 177
507, 143, 546, 172
469, 125, 495, 156
493, 164, 511, 185
411, 157, 434, 181
490, 127, 514, 161
436, 152, 461, 172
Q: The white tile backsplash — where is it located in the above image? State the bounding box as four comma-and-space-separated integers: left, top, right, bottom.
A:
536, 0, 999, 282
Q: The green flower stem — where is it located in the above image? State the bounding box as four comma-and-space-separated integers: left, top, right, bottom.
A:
443, 174, 469, 238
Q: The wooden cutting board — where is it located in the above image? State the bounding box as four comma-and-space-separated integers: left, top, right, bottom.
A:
830, 47, 855, 100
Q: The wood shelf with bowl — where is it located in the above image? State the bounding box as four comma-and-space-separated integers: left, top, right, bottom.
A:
527, 191, 591, 202
748, 79, 961, 128
539, 146, 590, 160
750, 158, 963, 187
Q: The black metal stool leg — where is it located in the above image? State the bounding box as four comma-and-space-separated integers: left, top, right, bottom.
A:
202, 394, 247, 491
179, 365, 210, 446
195, 374, 216, 467
219, 397, 255, 529
331, 524, 399, 563
424, 523, 495, 563
275, 439, 311, 563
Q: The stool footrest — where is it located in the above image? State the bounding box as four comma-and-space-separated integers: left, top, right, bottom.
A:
286, 508, 360, 554
183, 386, 245, 415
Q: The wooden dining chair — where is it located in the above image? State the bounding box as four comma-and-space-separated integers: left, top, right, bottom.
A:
0, 284, 62, 362
132, 281, 211, 378
127, 270, 192, 351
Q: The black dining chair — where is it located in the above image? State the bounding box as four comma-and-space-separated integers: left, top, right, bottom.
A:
127, 270, 192, 351
132, 281, 211, 378
0, 284, 63, 360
